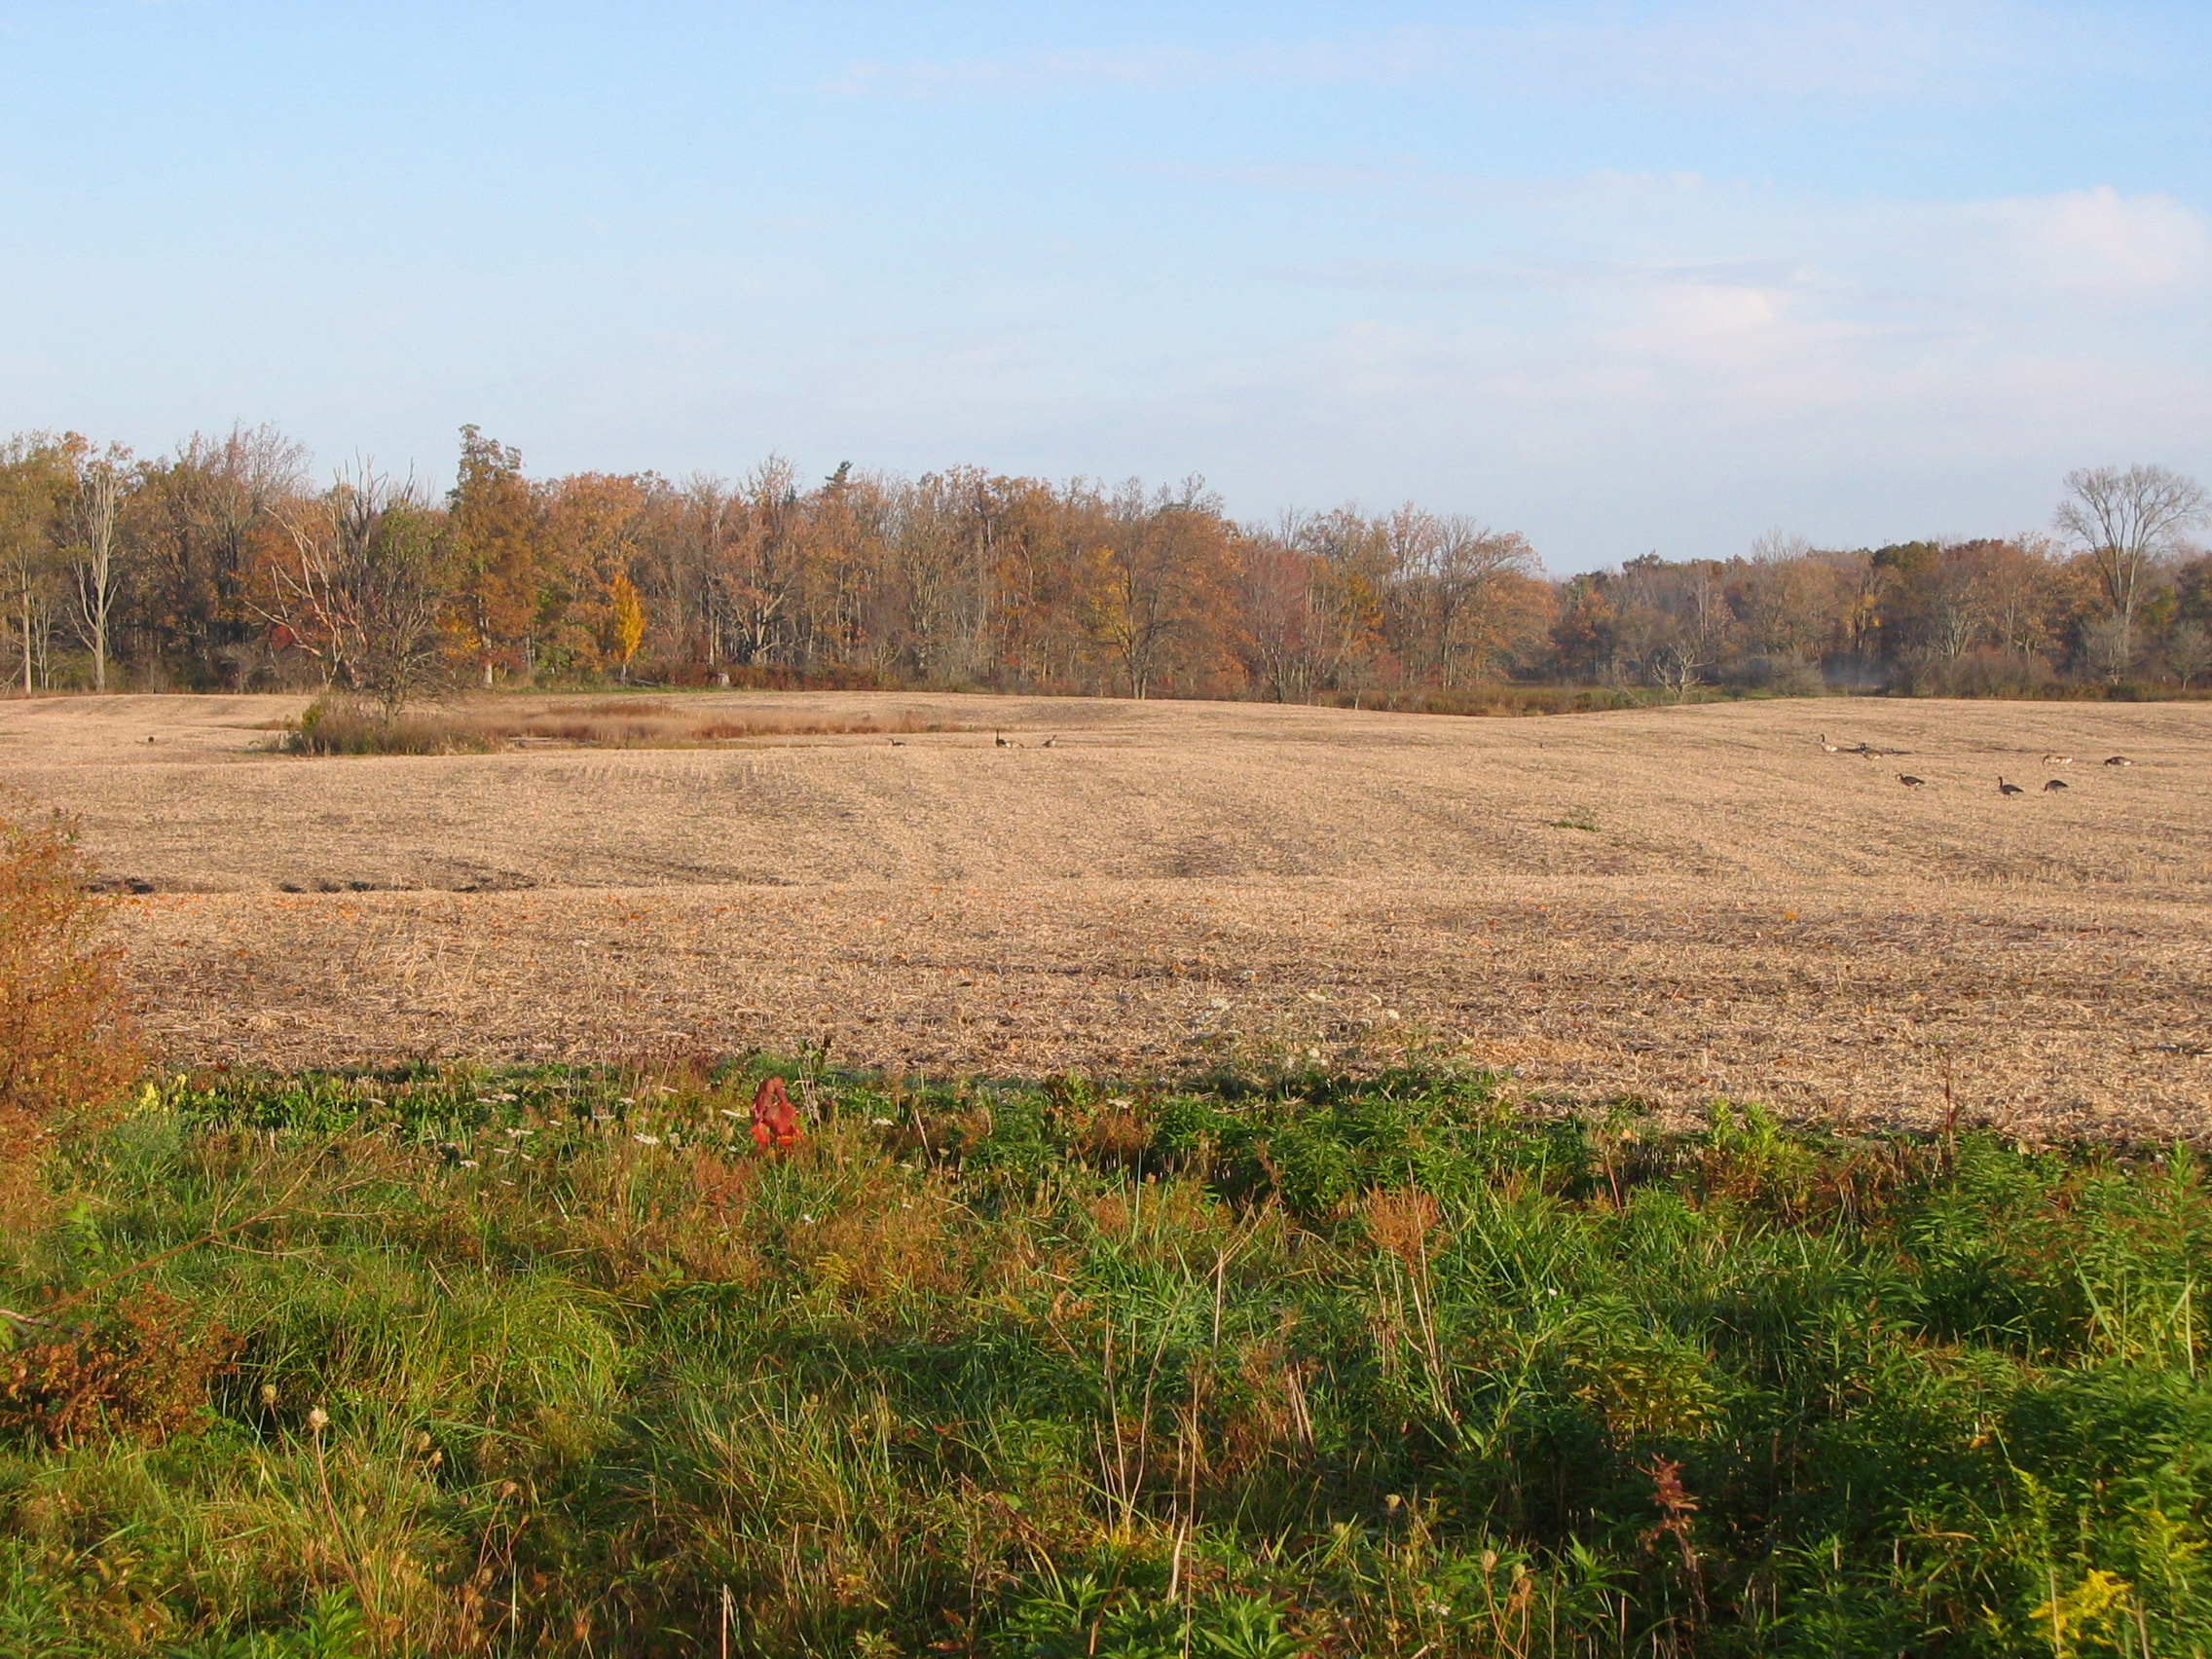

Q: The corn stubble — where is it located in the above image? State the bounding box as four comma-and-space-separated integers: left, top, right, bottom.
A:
7, 689, 2205, 1137
0, 1064, 2203, 1655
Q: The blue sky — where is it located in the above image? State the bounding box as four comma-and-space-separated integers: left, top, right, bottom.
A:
2, 1, 2207, 571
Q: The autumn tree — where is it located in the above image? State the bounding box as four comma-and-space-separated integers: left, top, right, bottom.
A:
1232, 534, 1321, 702
126, 425, 308, 688
1737, 533, 1846, 680
797, 463, 887, 676
537, 471, 655, 677
448, 426, 544, 686
1290, 508, 1390, 698
29, 417, 2212, 706
1084, 480, 1231, 699
1382, 507, 1545, 687
608, 571, 646, 682
1606, 555, 1729, 694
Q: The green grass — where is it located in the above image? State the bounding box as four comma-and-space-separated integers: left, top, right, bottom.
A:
0, 1063, 2205, 1656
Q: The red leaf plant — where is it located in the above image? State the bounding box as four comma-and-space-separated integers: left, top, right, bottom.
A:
750, 1076, 803, 1152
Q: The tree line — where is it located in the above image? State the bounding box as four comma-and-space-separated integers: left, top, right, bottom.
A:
2, 424, 2206, 708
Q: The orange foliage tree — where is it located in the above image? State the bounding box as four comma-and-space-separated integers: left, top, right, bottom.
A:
0, 798, 139, 1149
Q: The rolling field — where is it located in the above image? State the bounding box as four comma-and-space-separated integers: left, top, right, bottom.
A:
3, 689, 2207, 1136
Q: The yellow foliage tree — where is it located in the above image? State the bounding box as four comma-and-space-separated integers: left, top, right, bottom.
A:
609, 571, 646, 682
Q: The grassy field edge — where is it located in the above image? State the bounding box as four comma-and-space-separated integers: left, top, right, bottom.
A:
0, 1058, 2205, 1657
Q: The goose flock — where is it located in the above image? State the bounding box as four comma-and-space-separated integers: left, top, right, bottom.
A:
1816, 733, 2136, 796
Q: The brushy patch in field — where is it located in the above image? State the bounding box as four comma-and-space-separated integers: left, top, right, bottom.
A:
0, 1063, 2206, 1656
279, 695, 963, 755
0, 796, 139, 1221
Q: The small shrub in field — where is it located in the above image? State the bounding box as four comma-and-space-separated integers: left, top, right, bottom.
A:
0, 1290, 240, 1446
283, 694, 498, 756
0, 797, 140, 1150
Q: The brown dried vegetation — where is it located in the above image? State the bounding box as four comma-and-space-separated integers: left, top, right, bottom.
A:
0, 795, 139, 1197
285, 694, 961, 755
0, 1290, 240, 1446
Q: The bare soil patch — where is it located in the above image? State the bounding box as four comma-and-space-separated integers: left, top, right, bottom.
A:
5, 689, 2206, 1135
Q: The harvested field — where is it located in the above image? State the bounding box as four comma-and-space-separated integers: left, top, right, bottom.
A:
4, 689, 2207, 1136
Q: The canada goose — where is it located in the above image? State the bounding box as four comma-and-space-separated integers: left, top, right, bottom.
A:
1997, 778, 2025, 796
2104, 755, 2132, 766
1041, 736, 1056, 748
1898, 774, 1925, 787
1818, 734, 1843, 754
995, 731, 1011, 748
2044, 778, 2068, 791
2042, 754, 2073, 765
888, 738, 904, 747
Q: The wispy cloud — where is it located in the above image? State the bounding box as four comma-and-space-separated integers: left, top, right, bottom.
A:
832, 4, 2114, 104
1231, 169, 2212, 313
1268, 256, 1814, 295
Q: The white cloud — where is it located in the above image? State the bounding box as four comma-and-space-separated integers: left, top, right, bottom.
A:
1979, 186, 2212, 300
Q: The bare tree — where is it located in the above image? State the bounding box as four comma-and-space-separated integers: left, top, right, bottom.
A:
1289, 506, 1388, 697
68, 444, 130, 691
731, 459, 807, 667
260, 467, 452, 717
1652, 639, 1709, 701
1609, 554, 1729, 692
2054, 464, 2210, 671
1924, 542, 1998, 665
676, 472, 734, 670
2163, 620, 2211, 689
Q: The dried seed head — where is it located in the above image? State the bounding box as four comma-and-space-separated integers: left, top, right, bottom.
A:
258, 1382, 278, 1408
307, 1407, 330, 1434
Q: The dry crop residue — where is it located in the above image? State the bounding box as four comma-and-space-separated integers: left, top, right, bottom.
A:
7, 690, 2208, 1135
